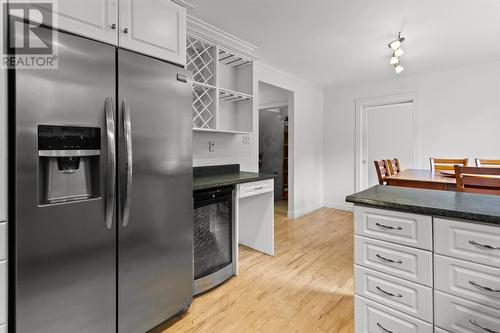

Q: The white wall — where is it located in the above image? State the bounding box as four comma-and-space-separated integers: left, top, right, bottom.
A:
324, 61, 500, 210
193, 61, 325, 218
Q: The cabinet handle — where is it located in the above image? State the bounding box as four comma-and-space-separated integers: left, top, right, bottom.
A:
123, 28, 129, 34
375, 222, 402, 230
254, 185, 264, 190
376, 286, 403, 298
376, 254, 403, 264
111, 23, 116, 30
376, 322, 394, 333
469, 240, 500, 250
469, 281, 500, 293
469, 319, 499, 333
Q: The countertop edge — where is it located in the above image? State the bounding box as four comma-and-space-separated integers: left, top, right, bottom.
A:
346, 194, 500, 225
193, 173, 276, 191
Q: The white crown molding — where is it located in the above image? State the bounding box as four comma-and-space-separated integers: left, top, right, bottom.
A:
171, 0, 195, 9
187, 15, 258, 59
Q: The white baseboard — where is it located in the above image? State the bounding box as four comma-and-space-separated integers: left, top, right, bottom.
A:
323, 202, 353, 212
288, 203, 323, 219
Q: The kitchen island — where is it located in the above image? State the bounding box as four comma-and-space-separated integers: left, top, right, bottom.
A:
346, 185, 500, 333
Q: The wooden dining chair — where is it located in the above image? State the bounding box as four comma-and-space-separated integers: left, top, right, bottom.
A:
430, 158, 468, 171
386, 158, 401, 175
374, 160, 391, 185
475, 159, 500, 167
454, 166, 500, 195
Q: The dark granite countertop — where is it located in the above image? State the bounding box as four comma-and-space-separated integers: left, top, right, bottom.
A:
193, 164, 276, 191
193, 172, 276, 190
346, 185, 500, 225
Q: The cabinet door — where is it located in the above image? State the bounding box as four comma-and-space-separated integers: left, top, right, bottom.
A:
119, 0, 186, 65
51, 0, 118, 45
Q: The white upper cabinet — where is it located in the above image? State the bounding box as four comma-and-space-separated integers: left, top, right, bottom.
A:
119, 0, 186, 65
53, 0, 119, 45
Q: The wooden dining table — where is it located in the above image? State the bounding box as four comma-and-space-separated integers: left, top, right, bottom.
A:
385, 169, 457, 191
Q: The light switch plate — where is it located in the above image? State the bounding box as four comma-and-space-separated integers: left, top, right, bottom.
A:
208, 140, 215, 152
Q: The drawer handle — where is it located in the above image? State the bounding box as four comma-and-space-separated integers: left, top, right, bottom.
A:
376, 223, 402, 230
469, 319, 499, 333
254, 185, 264, 190
469, 281, 500, 293
376, 286, 403, 298
376, 254, 403, 264
469, 240, 500, 250
376, 322, 394, 333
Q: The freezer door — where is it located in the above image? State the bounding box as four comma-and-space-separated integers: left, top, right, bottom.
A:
117, 49, 193, 333
12, 28, 117, 332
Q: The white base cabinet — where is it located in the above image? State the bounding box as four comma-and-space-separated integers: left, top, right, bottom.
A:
236, 179, 274, 256
354, 205, 500, 333
355, 296, 433, 333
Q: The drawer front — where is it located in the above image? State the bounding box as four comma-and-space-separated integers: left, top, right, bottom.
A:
238, 179, 273, 199
355, 265, 433, 322
434, 218, 500, 268
354, 206, 432, 250
0, 261, 5, 325
355, 235, 433, 286
0, 224, 5, 261
435, 291, 500, 333
434, 255, 500, 310
355, 296, 433, 333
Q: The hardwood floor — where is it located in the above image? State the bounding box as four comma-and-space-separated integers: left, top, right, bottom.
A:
160, 208, 355, 333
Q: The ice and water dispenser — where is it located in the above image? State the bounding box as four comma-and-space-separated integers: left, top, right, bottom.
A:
38, 125, 101, 205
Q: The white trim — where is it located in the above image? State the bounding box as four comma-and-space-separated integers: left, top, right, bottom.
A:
288, 203, 323, 219
323, 202, 354, 212
187, 15, 257, 59
354, 93, 420, 192
171, 0, 195, 9
259, 102, 288, 110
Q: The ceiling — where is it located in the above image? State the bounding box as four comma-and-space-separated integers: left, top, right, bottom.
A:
188, 0, 500, 87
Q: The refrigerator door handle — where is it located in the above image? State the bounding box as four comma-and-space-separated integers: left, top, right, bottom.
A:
105, 97, 116, 229
122, 98, 133, 227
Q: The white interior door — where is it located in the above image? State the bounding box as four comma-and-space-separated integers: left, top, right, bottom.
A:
363, 102, 414, 189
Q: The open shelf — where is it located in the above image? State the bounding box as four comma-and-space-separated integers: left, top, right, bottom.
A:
187, 35, 254, 134
219, 88, 253, 103
193, 128, 251, 135
186, 36, 216, 86
192, 83, 216, 130
219, 49, 251, 68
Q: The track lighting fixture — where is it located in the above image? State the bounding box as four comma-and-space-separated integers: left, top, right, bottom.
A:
388, 32, 406, 73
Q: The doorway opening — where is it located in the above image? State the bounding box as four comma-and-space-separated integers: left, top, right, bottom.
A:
258, 82, 293, 217
355, 94, 419, 191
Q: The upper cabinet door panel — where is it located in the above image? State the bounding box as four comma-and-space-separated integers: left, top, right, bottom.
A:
119, 0, 186, 65
53, 0, 118, 45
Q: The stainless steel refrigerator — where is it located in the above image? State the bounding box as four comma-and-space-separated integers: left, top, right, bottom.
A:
10, 25, 193, 332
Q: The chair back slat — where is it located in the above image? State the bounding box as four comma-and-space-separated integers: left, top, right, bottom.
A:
454, 166, 500, 195
387, 158, 401, 175
374, 160, 390, 185
430, 158, 468, 171
475, 159, 500, 167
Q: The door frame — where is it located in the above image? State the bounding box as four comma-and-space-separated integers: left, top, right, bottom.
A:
257, 81, 294, 217
355, 93, 420, 191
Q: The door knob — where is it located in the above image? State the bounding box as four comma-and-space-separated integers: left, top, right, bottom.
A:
111, 24, 116, 30
123, 28, 129, 34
